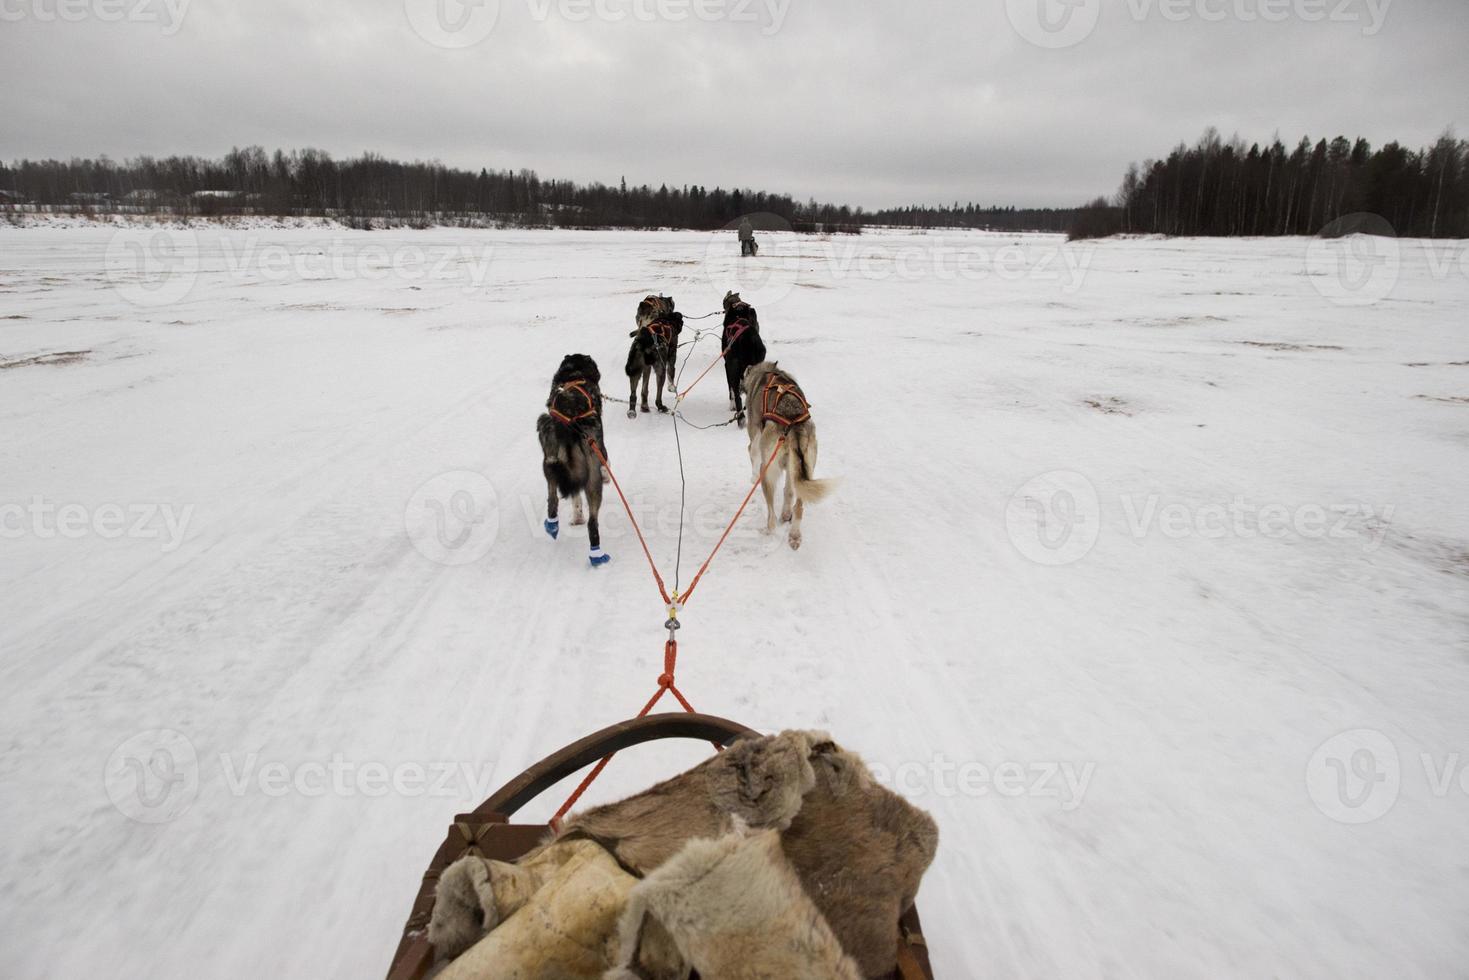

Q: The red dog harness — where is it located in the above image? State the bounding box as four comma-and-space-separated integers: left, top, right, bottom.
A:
722, 317, 752, 349
645, 319, 677, 347
760, 375, 811, 427
549, 379, 599, 427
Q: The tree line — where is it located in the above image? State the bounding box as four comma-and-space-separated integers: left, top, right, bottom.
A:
862, 203, 1083, 233
0, 146, 874, 231
1074, 127, 1467, 239
0, 146, 1093, 233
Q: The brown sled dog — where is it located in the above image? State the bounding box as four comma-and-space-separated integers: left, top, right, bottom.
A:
537, 354, 611, 567
742, 361, 834, 550
625, 294, 683, 418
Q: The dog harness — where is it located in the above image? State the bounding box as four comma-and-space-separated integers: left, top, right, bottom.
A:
549, 379, 599, 427
722, 316, 752, 348
645, 319, 677, 348
760, 375, 811, 427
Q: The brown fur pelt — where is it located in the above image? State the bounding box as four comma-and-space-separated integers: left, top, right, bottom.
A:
607, 829, 862, 980
781, 741, 939, 977
430, 732, 938, 979
560, 729, 820, 871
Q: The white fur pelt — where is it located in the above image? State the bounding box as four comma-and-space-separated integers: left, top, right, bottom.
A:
430, 839, 657, 980
606, 829, 861, 980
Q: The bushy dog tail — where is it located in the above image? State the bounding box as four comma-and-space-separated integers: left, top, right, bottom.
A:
790, 424, 835, 503
537, 414, 578, 498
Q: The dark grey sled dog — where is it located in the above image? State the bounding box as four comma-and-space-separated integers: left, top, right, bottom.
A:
538, 353, 611, 567
721, 291, 767, 423
625, 294, 683, 418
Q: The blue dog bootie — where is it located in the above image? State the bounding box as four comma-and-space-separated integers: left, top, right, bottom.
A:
544, 518, 559, 540
588, 547, 611, 568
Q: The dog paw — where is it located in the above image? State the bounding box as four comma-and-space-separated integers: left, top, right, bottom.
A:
657, 405, 669, 414
788, 531, 802, 551
627, 409, 637, 420
588, 549, 612, 568
780, 510, 793, 524
544, 518, 559, 540
640, 405, 650, 414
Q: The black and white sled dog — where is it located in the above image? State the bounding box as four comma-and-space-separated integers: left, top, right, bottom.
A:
625, 294, 684, 418
721, 291, 767, 423
742, 361, 834, 551
537, 353, 611, 567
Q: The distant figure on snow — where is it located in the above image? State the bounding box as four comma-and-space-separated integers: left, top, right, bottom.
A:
739, 217, 758, 257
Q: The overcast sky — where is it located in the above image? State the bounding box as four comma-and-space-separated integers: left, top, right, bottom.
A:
1, 0, 1465, 208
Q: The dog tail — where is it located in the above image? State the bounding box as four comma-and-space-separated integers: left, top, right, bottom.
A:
537, 414, 579, 498
790, 424, 835, 503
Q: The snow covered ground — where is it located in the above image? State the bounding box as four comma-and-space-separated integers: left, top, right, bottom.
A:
1, 224, 1467, 979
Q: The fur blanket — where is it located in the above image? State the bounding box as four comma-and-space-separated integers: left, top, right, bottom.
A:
427, 732, 938, 979
607, 829, 862, 980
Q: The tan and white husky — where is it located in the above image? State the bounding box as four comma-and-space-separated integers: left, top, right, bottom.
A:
742, 361, 834, 550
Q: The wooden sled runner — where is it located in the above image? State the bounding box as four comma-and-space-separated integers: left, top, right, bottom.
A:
385, 713, 936, 980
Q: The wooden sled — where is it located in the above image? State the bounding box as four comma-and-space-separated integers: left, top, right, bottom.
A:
385, 713, 935, 980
